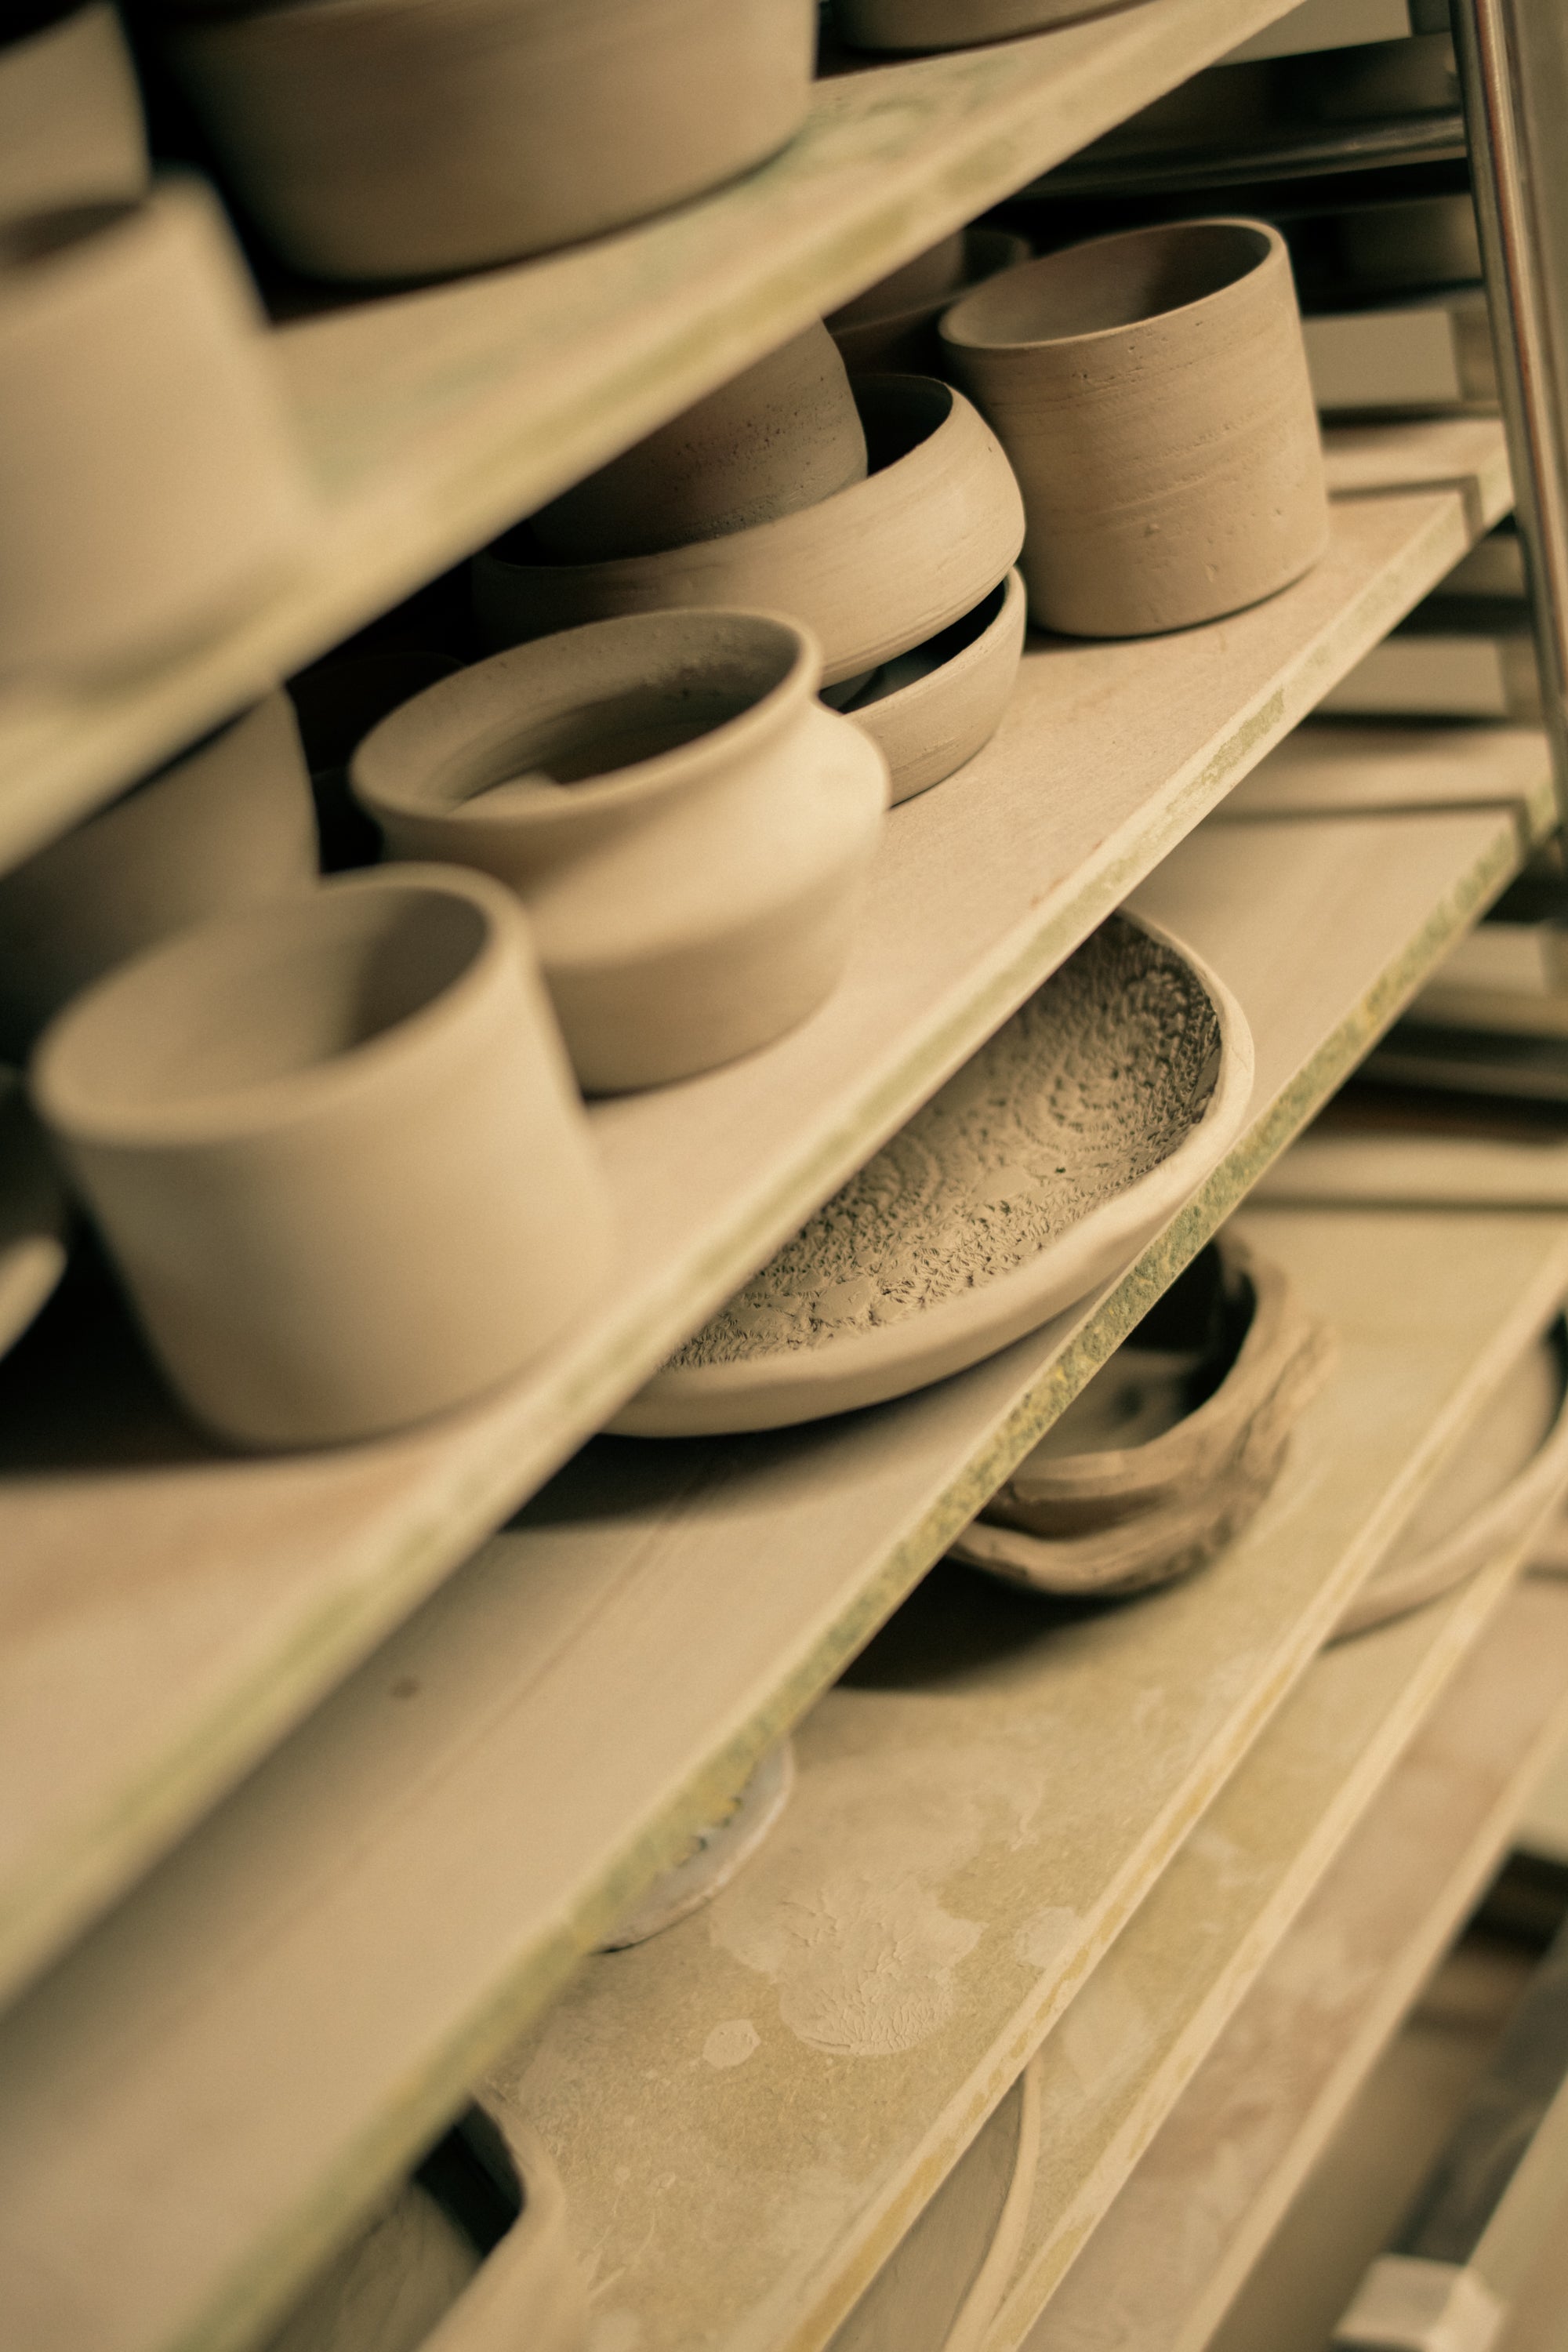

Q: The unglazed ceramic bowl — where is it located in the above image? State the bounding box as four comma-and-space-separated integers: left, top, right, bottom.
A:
0, 3, 147, 226
31, 866, 614, 1448
615, 913, 1254, 1433
837, 568, 1025, 804
828, 227, 1030, 376
0, 179, 312, 677
353, 610, 890, 1092
834, 0, 1127, 50
0, 691, 319, 1056
474, 376, 1025, 688
532, 323, 866, 561
942, 219, 1328, 637
160, 0, 815, 281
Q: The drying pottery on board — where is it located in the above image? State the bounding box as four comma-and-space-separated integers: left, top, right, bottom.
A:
30, 866, 615, 1450
0, 691, 319, 1056
835, 568, 1025, 805
0, 178, 311, 677
598, 1741, 794, 1950
0, 1067, 69, 1366
833, 0, 1127, 50
950, 1234, 1334, 1597
615, 915, 1254, 1434
160, 0, 815, 282
532, 323, 866, 561
829, 2059, 1042, 2352
473, 376, 1025, 688
1334, 1319, 1568, 1641
289, 650, 463, 871
827, 227, 1030, 376
0, 3, 147, 227
353, 611, 888, 1092
941, 220, 1328, 637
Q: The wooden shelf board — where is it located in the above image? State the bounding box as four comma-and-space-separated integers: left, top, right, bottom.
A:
0, 798, 1561, 2352
1020, 1574, 1568, 2352
0, 432, 1522, 2022
0, 0, 1301, 878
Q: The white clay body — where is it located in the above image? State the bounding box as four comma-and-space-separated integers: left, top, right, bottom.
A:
0, 5, 147, 227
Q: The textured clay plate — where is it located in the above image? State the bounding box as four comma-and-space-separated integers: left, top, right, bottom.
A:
615, 915, 1254, 1435
0, 1069, 68, 1363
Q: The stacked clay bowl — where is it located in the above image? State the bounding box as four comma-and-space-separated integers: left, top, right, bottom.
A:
826, 224, 1030, 376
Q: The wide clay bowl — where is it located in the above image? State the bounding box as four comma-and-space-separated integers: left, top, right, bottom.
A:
614, 913, 1254, 1434
828, 227, 1030, 376
837, 568, 1025, 805
473, 376, 1025, 688
941, 218, 1328, 638
161, 0, 815, 282
834, 0, 1127, 50
353, 608, 889, 1092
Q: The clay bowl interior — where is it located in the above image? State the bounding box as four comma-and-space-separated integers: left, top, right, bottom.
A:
942, 218, 1275, 354
834, 567, 1025, 804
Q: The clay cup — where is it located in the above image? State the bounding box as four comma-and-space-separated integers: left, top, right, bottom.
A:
941, 219, 1329, 637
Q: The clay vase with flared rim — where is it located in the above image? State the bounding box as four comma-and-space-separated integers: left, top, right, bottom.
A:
158, 0, 815, 284
0, 180, 311, 678
834, 0, 1126, 51
0, 692, 319, 1058
532, 324, 867, 563
827, 228, 1031, 377
0, 5, 147, 227
838, 568, 1025, 805
473, 377, 1025, 689
352, 611, 890, 1094
30, 866, 615, 1450
941, 219, 1330, 639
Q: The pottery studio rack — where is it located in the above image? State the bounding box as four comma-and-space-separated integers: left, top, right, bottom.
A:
12, 3, 1568, 2350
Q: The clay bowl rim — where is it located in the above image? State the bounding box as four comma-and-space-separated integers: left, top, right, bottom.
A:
353, 608, 818, 838
940, 216, 1286, 357
827, 227, 1030, 343
30, 862, 528, 1152
844, 564, 1024, 730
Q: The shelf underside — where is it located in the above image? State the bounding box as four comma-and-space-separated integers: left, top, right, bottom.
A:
0, 423, 1517, 2027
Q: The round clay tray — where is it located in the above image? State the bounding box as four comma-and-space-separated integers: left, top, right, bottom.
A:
837, 568, 1025, 805
1333, 1318, 1568, 1641
0, 1067, 68, 1363
472, 375, 1025, 688
828, 227, 1030, 376
614, 915, 1254, 1435
597, 1740, 794, 1950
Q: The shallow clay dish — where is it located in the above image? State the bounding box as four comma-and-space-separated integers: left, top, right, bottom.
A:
834, 0, 1126, 50
598, 1742, 794, 1951
615, 915, 1254, 1434
950, 1233, 1333, 1596
0, 1067, 68, 1364
1333, 1319, 1568, 1640
828, 227, 1030, 376
473, 376, 1025, 688
837, 568, 1025, 805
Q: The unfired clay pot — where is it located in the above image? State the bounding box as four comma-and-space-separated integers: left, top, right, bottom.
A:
474, 377, 1025, 688
352, 612, 890, 1093
0, 179, 312, 677
941, 220, 1329, 638
0, 691, 319, 1056
837, 568, 1025, 805
160, 0, 815, 282
31, 866, 614, 1450
0, 4, 147, 227
532, 324, 866, 561
827, 227, 1030, 377
834, 0, 1126, 52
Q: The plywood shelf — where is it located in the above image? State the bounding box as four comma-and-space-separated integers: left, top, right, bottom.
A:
0, 0, 1303, 880
1021, 1573, 1568, 2352
1, 782, 1561, 2352
0, 429, 1521, 2031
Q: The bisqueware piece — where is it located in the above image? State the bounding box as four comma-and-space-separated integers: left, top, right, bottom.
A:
0, 1068, 69, 1364
615, 914, 1254, 1433
0, 4, 147, 227
354, 611, 889, 1092
474, 376, 1025, 688
532, 324, 866, 561
941, 219, 1328, 637
950, 1235, 1334, 1596
289, 650, 462, 871
599, 1741, 794, 1950
827, 227, 1030, 376
834, 0, 1125, 52
0, 179, 312, 677
837, 568, 1025, 805
0, 691, 318, 1056
161, 0, 815, 282
1334, 1319, 1568, 1640
31, 866, 614, 1449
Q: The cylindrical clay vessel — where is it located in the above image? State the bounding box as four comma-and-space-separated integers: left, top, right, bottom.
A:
31, 866, 615, 1448
352, 610, 890, 1092
941, 219, 1329, 637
